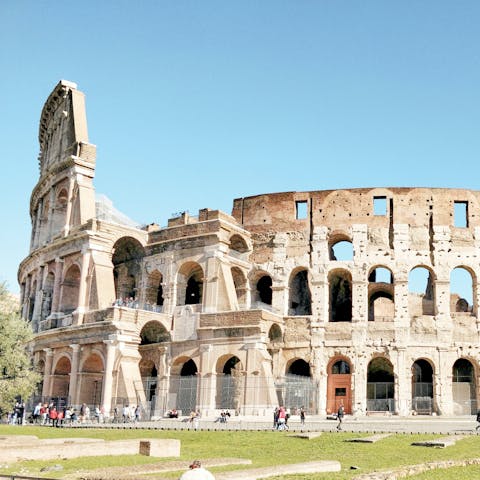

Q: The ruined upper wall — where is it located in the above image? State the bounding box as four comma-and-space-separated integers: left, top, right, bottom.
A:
38, 80, 94, 177
232, 188, 480, 233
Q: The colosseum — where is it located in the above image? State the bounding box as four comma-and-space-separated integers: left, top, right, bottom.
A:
18, 80, 480, 419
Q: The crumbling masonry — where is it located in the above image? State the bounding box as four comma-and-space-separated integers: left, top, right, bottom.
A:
18, 80, 480, 417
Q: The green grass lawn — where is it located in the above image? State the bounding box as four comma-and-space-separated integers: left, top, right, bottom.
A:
1, 425, 480, 479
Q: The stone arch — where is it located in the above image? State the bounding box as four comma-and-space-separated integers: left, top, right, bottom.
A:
268, 323, 283, 343
216, 355, 243, 411
51, 355, 71, 398
329, 268, 352, 322
252, 272, 272, 306
452, 358, 476, 414
367, 356, 394, 412
229, 234, 249, 254
51, 186, 68, 234
231, 267, 248, 308
329, 232, 353, 261
140, 321, 171, 345
177, 261, 204, 306
288, 268, 312, 316
368, 266, 394, 321
139, 359, 158, 401
287, 358, 311, 377
59, 264, 81, 314
79, 353, 104, 406
411, 358, 434, 414
112, 237, 145, 301
29, 279, 37, 321
170, 357, 198, 414
284, 359, 314, 413
409, 266, 436, 316
42, 271, 55, 320
327, 356, 352, 414
450, 266, 474, 314
145, 269, 164, 309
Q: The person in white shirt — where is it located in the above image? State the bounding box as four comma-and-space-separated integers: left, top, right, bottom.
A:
179, 460, 215, 480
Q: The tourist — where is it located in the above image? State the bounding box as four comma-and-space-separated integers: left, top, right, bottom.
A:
300, 406, 306, 426
179, 460, 215, 480
337, 403, 345, 431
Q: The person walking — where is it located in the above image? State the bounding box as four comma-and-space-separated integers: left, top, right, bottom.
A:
336, 403, 345, 431
300, 406, 306, 426
476, 410, 480, 431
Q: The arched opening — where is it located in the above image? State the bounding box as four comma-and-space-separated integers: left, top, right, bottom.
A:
229, 234, 249, 254
368, 267, 394, 321
170, 358, 198, 415
409, 267, 435, 316
452, 358, 476, 414
51, 187, 68, 235
51, 356, 71, 400
231, 267, 247, 309
412, 359, 434, 414
281, 359, 316, 412
450, 267, 474, 314
327, 358, 352, 414
216, 356, 243, 411
367, 357, 394, 412
177, 262, 204, 306
255, 275, 272, 306
145, 270, 164, 311
329, 270, 352, 322
289, 269, 312, 316
28, 280, 37, 321
112, 237, 145, 302
140, 321, 171, 345
139, 359, 158, 402
329, 240, 353, 261
42, 272, 55, 320
268, 324, 283, 343
60, 264, 81, 314
79, 353, 104, 406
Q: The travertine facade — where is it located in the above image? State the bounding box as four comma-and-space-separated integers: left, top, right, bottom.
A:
18, 81, 480, 417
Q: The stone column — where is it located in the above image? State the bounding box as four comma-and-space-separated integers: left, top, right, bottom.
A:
353, 354, 368, 415
197, 344, 215, 414
68, 344, 81, 405
101, 338, 118, 417
51, 258, 64, 313
64, 173, 75, 236
203, 251, 220, 313
42, 348, 54, 399
75, 248, 91, 324
395, 348, 410, 415
435, 348, 453, 415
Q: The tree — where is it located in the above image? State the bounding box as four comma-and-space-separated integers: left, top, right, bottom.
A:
0, 282, 41, 416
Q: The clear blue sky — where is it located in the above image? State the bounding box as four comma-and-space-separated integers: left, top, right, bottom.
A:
1, 1, 480, 294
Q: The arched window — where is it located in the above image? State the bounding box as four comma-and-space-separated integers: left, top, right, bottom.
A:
60, 264, 81, 314
450, 267, 473, 314
289, 269, 312, 315
409, 267, 435, 316
329, 270, 352, 322
140, 321, 171, 345
112, 237, 145, 301
332, 360, 351, 374
177, 262, 204, 306
330, 240, 353, 261
268, 324, 283, 343
368, 267, 394, 321
256, 275, 272, 306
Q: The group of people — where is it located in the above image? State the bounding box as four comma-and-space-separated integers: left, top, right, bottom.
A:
214, 410, 231, 424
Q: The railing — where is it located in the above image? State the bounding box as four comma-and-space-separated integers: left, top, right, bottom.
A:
113, 299, 163, 313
